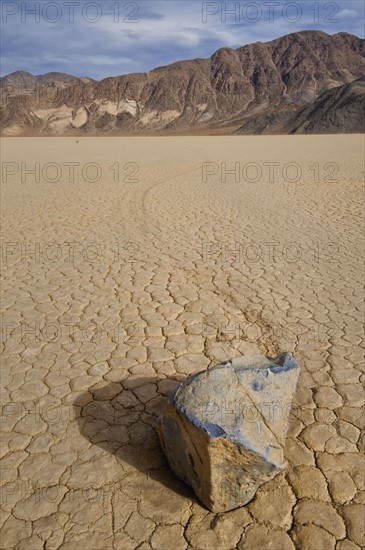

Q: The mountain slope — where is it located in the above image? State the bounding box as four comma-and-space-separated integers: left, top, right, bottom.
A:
1, 31, 364, 135
235, 80, 365, 134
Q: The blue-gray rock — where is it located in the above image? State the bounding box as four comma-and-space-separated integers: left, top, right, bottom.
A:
159, 352, 300, 512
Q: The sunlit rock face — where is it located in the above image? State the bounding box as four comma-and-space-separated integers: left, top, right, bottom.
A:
159, 353, 300, 512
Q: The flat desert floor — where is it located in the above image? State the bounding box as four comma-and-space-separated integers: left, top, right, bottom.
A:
1, 136, 364, 549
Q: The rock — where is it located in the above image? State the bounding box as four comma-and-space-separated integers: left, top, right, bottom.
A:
159, 352, 300, 512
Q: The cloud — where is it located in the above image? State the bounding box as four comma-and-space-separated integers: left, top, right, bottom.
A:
1, 0, 364, 79
337, 9, 358, 19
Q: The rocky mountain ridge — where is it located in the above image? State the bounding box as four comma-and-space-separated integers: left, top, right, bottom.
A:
1, 30, 364, 135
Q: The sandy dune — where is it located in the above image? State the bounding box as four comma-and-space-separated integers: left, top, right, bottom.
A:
1, 136, 364, 549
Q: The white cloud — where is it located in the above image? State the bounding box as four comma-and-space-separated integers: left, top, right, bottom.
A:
338, 9, 358, 19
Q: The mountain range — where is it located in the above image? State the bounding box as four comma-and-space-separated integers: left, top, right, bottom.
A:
1, 30, 364, 136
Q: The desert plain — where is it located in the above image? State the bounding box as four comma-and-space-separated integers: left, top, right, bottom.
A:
1, 135, 364, 549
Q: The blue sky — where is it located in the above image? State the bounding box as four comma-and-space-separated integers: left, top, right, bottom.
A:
1, 1, 364, 79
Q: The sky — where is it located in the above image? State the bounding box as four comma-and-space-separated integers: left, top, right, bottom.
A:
1, 0, 364, 79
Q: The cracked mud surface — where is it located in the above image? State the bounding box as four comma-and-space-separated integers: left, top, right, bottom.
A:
1, 136, 364, 549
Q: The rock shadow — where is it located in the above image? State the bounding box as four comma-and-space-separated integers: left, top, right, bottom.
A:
73, 373, 198, 501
